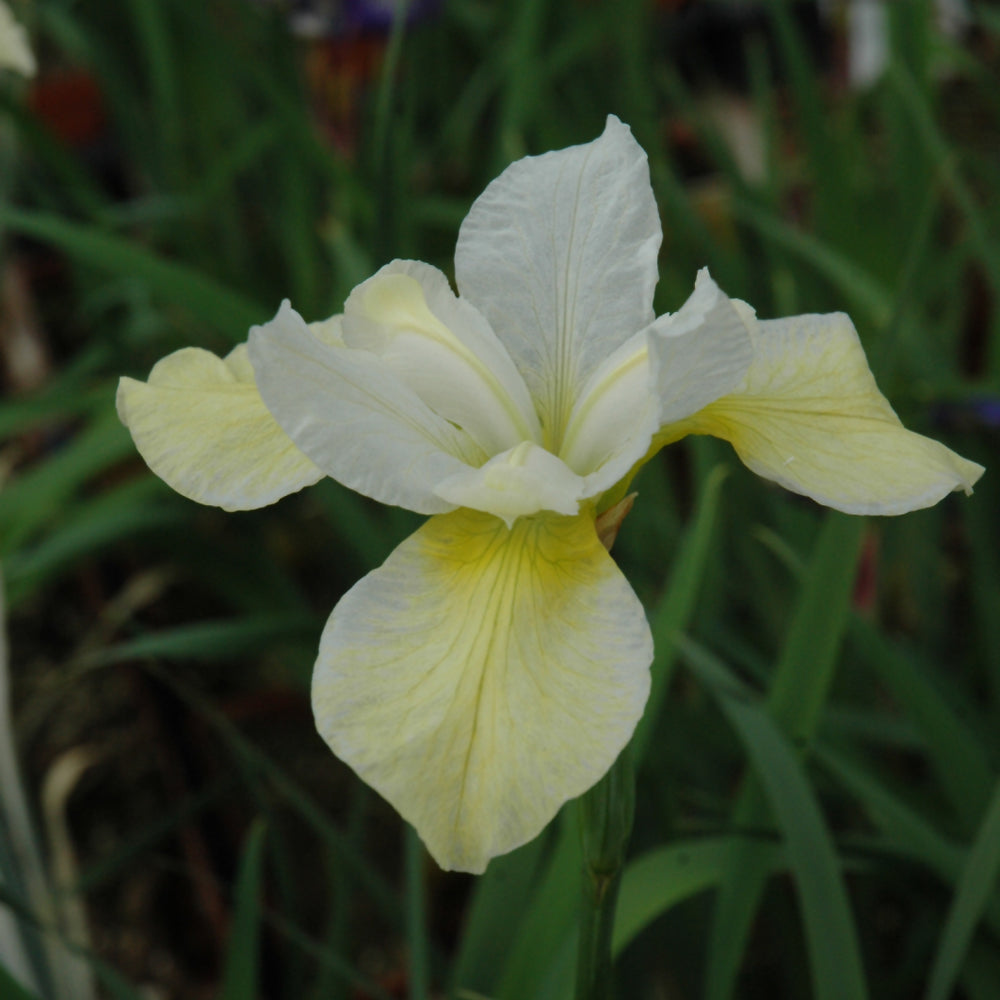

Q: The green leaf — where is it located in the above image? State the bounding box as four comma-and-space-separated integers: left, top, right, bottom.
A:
449, 837, 547, 996
220, 820, 267, 1000
85, 615, 317, 666
0, 207, 264, 339
139, 662, 400, 926
926, 776, 1000, 1000
495, 818, 582, 1000
633, 464, 728, 759
613, 837, 783, 956
405, 827, 430, 1000
851, 621, 993, 832
3, 479, 180, 609
730, 198, 893, 327
683, 638, 870, 1000
814, 742, 1000, 936
0, 963, 44, 1000
707, 513, 866, 1000
0, 406, 136, 554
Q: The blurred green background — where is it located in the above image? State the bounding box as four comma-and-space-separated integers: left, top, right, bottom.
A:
1, 0, 998, 998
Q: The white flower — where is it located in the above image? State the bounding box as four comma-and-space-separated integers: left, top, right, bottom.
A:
118, 117, 983, 872
0, 1, 35, 78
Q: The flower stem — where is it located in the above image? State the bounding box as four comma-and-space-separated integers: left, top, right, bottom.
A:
405, 825, 430, 1000
575, 745, 635, 1000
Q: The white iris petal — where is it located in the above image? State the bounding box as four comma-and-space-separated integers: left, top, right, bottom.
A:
342, 261, 541, 456
455, 116, 662, 444
249, 301, 483, 515
434, 442, 587, 527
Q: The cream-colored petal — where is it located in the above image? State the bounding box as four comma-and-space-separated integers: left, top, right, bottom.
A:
249, 301, 485, 515
649, 268, 754, 425
455, 116, 661, 440
343, 261, 541, 454
559, 270, 753, 500
433, 441, 586, 526
0, 1, 35, 77
116, 343, 323, 511
671, 312, 984, 514
312, 508, 653, 873
559, 328, 660, 496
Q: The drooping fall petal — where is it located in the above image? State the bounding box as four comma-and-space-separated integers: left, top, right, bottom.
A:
312, 508, 653, 873
666, 310, 984, 514
116, 344, 322, 510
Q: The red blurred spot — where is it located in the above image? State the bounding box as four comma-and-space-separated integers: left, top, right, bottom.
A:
28, 68, 106, 148
852, 529, 879, 615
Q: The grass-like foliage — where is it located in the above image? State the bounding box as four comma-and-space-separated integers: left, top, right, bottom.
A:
1, 0, 998, 997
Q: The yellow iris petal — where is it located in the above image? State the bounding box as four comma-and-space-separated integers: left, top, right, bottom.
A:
312, 508, 652, 873
662, 312, 983, 514
117, 344, 322, 510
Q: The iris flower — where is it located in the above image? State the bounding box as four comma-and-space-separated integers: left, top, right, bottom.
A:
0, 0, 35, 77
118, 117, 983, 873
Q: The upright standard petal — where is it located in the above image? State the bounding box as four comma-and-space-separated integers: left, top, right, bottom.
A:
312, 508, 653, 873
648, 269, 754, 425
559, 270, 754, 501
342, 260, 541, 455
117, 344, 323, 511
455, 116, 661, 442
558, 329, 660, 498
667, 311, 984, 514
249, 301, 486, 515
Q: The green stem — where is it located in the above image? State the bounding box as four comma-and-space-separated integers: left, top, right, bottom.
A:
371, 0, 410, 263
405, 825, 430, 1000
574, 746, 636, 1000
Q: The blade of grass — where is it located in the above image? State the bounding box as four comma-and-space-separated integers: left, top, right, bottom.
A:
816, 744, 1000, 937
3, 480, 181, 610
0, 207, 264, 339
494, 0, 549, 168
633, 464, 728, 759
706, 512, 866, 1000
682, 638, 870, 1000
496, 818, 582, 1000
926, 775, 1000, 1000
763, 0, 850, 241
850, 621, 992, 832
220, 821, 267, 1000
449, 838, 546, 996
137, 661, 401, 925
0, 570, 98, 1000
612, 836, 783, 957
885, 60, 1000, 373
0, 405, 136, 554
81, 615, 317, 666
729, 198, 893, 327
0, 571, 47, 998
405, 826, 430, 1000
0, 963, 43, 1000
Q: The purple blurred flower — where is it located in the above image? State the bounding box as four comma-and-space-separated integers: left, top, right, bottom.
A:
933, 397, 1000, 431
250, 0, 439, 39
343, 0, 440, 31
